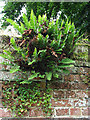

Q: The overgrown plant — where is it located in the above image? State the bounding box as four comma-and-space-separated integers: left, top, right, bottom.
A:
0, 10, 82, 116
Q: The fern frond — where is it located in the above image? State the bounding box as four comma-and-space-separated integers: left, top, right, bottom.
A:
6, 19, 22, 34
20, 21, 26, 34
30, 9, 37, 30
22, 14, 30, 29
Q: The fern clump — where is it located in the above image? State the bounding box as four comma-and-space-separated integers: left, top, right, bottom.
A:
0, 10, 82, 81
0, 9, 83, 117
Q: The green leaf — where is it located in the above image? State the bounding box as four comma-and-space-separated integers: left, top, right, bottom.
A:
0, 53, 13, 61
59, 64, 74, 68
30, 9, 37, 30
53, 73, 59, 78
10, 38, 21, 52
3, 50, 11, 56
10, 65, 20, 73
59, 58, 75, 64
45, 72, 52, 80
60, 20, 64, 29
20, 21, 26, 33
6, 19, 22, 34
55, 48, 62, 52
33, 47, 37, 58
28, 59, 36, 65
38, 50, 46, 55
20, 80, 31, 84
10, 37, 15, 45
39, 74, 45, 78
0, 61, 12, 66
38, 15, 42, 24
28, 73, 39, 80
22, 14, 29, 29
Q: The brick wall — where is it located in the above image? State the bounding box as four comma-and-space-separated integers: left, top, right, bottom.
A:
0, 35, 90, 119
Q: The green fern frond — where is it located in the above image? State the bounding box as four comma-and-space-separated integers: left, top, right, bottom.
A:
30, 9, 37, 30
22, 14, 30, 29
6, 19, 22, 34
20, 21, 26, 33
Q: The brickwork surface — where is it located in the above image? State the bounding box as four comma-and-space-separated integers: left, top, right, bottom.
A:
0, 35, 90, 119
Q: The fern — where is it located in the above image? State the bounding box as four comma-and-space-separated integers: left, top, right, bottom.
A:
3, 9, 82, 82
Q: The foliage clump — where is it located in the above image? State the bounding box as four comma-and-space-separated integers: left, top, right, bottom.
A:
0, 10, 82, 117
1, 10, 81, 80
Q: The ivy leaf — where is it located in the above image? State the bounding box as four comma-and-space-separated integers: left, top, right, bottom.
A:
53, 73, 59, 78
28, 73, 39, 80
20, 80, 32, 84
45, 72, 52, 80
39, 74, 45, 78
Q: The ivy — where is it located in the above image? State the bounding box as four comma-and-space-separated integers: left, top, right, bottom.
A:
2, 81, 52, 117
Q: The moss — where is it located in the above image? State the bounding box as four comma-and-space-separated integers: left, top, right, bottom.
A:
73, 52, 88, 61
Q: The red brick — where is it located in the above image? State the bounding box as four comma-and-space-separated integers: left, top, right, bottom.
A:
56, 108, 69, 116
67, 99, 74, 107
0, 98, 3, 107
74, 75, 81, 82
70, 108, 81, 116
82, 107, 89, 116
78, 67, 85, 74
76, 91, 88, 98
0, 65, 2, 70
79, 67, 89, 75
64, 74, 74, 82
29, 108, 53, 117
89, 107, 90, 116
49, 82, 72, 89
74, 99, 87, 107
0, 84, 2, 98
71, 83, 88, 90
86, 99, 89, 107
79, 83, 88, 89
65, 91, 76, 98
0, 108, 12, 117
29, 108, 44, 117
53, 90, 64, 98
88, 91, 90, 98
